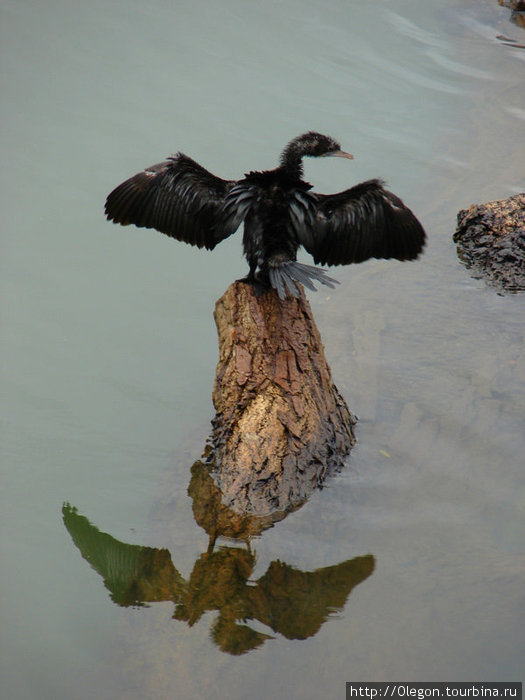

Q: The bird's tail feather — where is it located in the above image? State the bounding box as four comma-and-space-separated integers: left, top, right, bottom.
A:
268, 261, 339, 300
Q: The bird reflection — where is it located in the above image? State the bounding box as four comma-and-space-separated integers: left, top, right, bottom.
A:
63, 477, 374, 655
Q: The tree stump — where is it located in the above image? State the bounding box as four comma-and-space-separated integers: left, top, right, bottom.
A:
206, 281, 356, 516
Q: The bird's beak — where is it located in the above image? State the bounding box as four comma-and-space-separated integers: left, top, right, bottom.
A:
330, 150, 354, 160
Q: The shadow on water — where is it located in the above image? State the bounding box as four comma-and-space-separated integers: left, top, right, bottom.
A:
62, 461, 374, 656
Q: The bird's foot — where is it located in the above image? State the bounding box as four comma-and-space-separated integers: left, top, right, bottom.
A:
236, 274, 271, 297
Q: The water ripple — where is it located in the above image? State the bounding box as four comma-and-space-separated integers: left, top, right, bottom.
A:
385, 9, 448, 50
425, 47, 496, 80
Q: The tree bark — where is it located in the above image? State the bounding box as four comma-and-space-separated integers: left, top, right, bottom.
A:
206, 281, 356, 516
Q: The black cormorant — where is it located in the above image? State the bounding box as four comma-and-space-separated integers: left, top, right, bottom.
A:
105, 132, 426, 299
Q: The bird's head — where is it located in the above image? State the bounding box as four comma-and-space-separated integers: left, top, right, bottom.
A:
280, 132, 353, 174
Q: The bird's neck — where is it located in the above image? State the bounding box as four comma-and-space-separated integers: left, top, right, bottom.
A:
280, 138, 311, 179
279, 153, 304, 180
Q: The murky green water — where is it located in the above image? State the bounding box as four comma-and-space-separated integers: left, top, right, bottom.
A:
1, 0, 524, 697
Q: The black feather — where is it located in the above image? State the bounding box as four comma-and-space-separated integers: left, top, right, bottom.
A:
105, 154, 237, 250
307, 179, 426, 266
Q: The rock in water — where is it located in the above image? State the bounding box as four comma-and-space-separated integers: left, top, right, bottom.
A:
454, 193, 525, 293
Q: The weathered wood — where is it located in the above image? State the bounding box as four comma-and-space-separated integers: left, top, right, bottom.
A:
206, 281, 356, 516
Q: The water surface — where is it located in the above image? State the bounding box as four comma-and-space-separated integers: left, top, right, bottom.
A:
1, 0, 524, 697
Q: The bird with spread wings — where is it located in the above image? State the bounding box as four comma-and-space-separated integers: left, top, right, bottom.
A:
105, 132, 426, 299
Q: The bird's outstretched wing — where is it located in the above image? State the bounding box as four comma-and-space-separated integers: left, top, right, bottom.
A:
299, 179, 426, 266
105, 153, 242, 250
